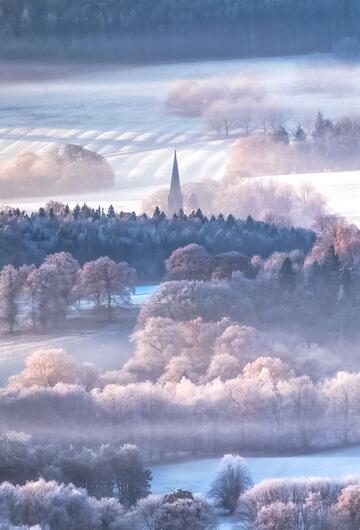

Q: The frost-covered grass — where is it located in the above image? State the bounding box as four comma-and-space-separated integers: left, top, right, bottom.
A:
151, 446, 360, 497
131, 284, 159, 304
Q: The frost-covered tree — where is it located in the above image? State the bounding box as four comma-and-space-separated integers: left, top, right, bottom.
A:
0, 265, 23, 332
43, 252, 80, 315
24, 263, 64, 328
80, 257, 136, 320
9, 349, 78, 387
208, 454, 252, 514
156, 490, 217, 530
131, 494, 164, 530
237, 477, 358, 530
0, 479, 126, 530
255, 501, 296, 530
322, 372, 360, 444
99, 444, 151, 507
165, 244, 212, 281
336, 484, 360, 529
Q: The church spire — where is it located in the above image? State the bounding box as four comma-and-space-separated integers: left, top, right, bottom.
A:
168, 150, 183, 217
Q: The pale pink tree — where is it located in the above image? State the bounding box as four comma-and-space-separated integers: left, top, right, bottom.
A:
24, 263, 63, 328
165, 244, 212, 281
80, 257, 136, 320
9, 348, 78, 387
255, 501, 297, 530
43, 252, 80, 311
336, 484, 360, 529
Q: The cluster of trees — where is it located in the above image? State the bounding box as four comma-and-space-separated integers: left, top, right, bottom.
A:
0, 478, 215, 530
0, 145, 114, 199
209, 454, 252, 514
168, 83, 360, 172
228, 112, 360, 175
0, 204, 314, 280
0, 0, 359, 60
0, 252, 136, 331
165, 244, 252, 281
167, 77, 292, 139
166, 76, 264, 136
126, 315, 332, 384
4, 348, 360, 455
236, 476, 360, 530
2, 468, 360, 530
140, 221, 360, 339
0, 432, 150, 508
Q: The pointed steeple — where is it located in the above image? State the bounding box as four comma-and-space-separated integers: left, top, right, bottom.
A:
168, 150, 183, 217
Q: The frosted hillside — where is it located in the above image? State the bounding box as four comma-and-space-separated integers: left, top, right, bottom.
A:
1, 55, 360, 221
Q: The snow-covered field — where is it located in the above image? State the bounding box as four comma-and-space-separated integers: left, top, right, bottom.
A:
152, 447, 360, 528
152, 447, 360, 496
131, 284, 158, 305
1, 55, 360, 222
267, 169, 360, 225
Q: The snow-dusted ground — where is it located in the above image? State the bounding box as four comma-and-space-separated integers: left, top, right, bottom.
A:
131, 284, 158, 305
152, 447, 360, 528
151, 447, 360, 496
1, 55, 360, 221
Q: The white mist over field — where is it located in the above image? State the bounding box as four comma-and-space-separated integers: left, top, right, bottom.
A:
1, 55, 360, 221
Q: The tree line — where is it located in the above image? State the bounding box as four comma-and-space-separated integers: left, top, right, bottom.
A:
4, 348, 360, 457
236, 475, 360, 530
0, 1, 359, 60
0, 204, 314, 281
0, 476, 215, 530
0, 251, 136, 332
142, 237, 360, 339
1, 451, 360, 529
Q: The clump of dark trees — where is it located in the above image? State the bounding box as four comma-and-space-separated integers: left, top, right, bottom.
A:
0, 204, 314, 281
0, 433, 150, 508
148, 237, 360, 339
0, 432, 216, 529
269, 112, 360, 173
0, 1, 359, 61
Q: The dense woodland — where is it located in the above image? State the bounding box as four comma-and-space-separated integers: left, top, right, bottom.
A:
1, 215, 360, 528
0, 0, 360, 60
0, 205, 314, 281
